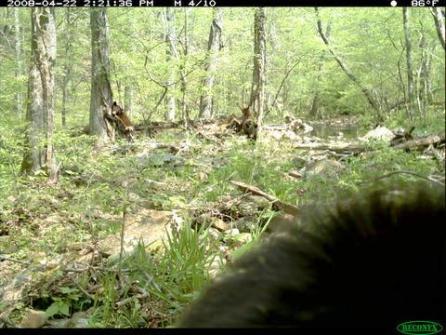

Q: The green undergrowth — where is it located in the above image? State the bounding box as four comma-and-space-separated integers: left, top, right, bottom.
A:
89, 226, 220, 327
0, 111, 444, 328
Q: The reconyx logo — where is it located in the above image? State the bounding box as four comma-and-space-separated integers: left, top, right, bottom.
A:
397, 321, 444, 335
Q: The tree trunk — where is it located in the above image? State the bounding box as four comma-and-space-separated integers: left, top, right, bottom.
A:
89, 8, 115, 146
14, 8, 23, 116
199, 8, 223, 119
267, 59, 299, 117
250, 7, 267, 133
124, 85, 133, 117
403, 8, 415, 119
387, 28, 409, 110
180, 8, 189, 128
21, 8, 58, 184
61, 8, 74, 128
123, 12, 136, 119
431, 8, 445, 50
423, 44, 434, 105
416, 28, 433, 117
315, 8, 381, 119
163, 8, 178, 122
310, 20, 331, 119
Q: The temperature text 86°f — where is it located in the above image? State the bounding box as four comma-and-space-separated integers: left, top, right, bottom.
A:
7, 0, 76, 6
188, 0, 216, 6
411, 0, 439, 5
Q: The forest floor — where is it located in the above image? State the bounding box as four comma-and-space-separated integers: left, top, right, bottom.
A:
0, 114, 444, 328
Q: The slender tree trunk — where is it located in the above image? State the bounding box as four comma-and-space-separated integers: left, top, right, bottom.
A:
163, 8, 178, 122
61, 72, 69, 127
310, 21, 331, 119
423, 45, 434, 105
124, 85, 133, 117
21, 8, 58, 184
403, 8, 415, 119
266, 59, 299, 117
431, 8, 445, 50
250, 7, 267, 133
416, 29, 433, 117
180, 8, 189, 128
124, 13, 136, 119
387, 28, 408, 110
315, 7, 381, 118
89, 8, 115, 146
61, 8, 73, 128
268, 11, 279, 51
199, 8, 223, 119
14, 8, 23, 116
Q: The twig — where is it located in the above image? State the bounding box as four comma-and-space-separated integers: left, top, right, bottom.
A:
230, 180, 299, 216
0, 255, 31, 266
287, 170, 303, 179
75, 282, 95, 300
210, 210, 234, 222
64, 266, 130, 273
371, 170, 444, 186
115, 291, 149, 308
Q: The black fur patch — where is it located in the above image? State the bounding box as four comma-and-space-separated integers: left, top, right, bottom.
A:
179, 185, 446, 328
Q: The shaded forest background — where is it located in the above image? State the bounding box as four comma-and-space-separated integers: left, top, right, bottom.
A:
1, 8, 444, 127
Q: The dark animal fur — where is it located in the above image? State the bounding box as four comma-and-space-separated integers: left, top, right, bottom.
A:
390, 126, 415, 147
179, 185, 446, 328
227, 106, 258, 140
111, 101, 134, 142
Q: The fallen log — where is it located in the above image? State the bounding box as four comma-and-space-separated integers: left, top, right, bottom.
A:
392, 133, 445, 150
135, 117, 229, 132
293, 133, 445, 154
287, 170, 303, 179
134, 121, 180, 131
293, 142, 367, 154
230, 180, 299, 216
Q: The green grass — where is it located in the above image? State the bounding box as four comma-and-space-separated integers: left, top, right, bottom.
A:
0, 109, 443, 328
89, 226, 219, 327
